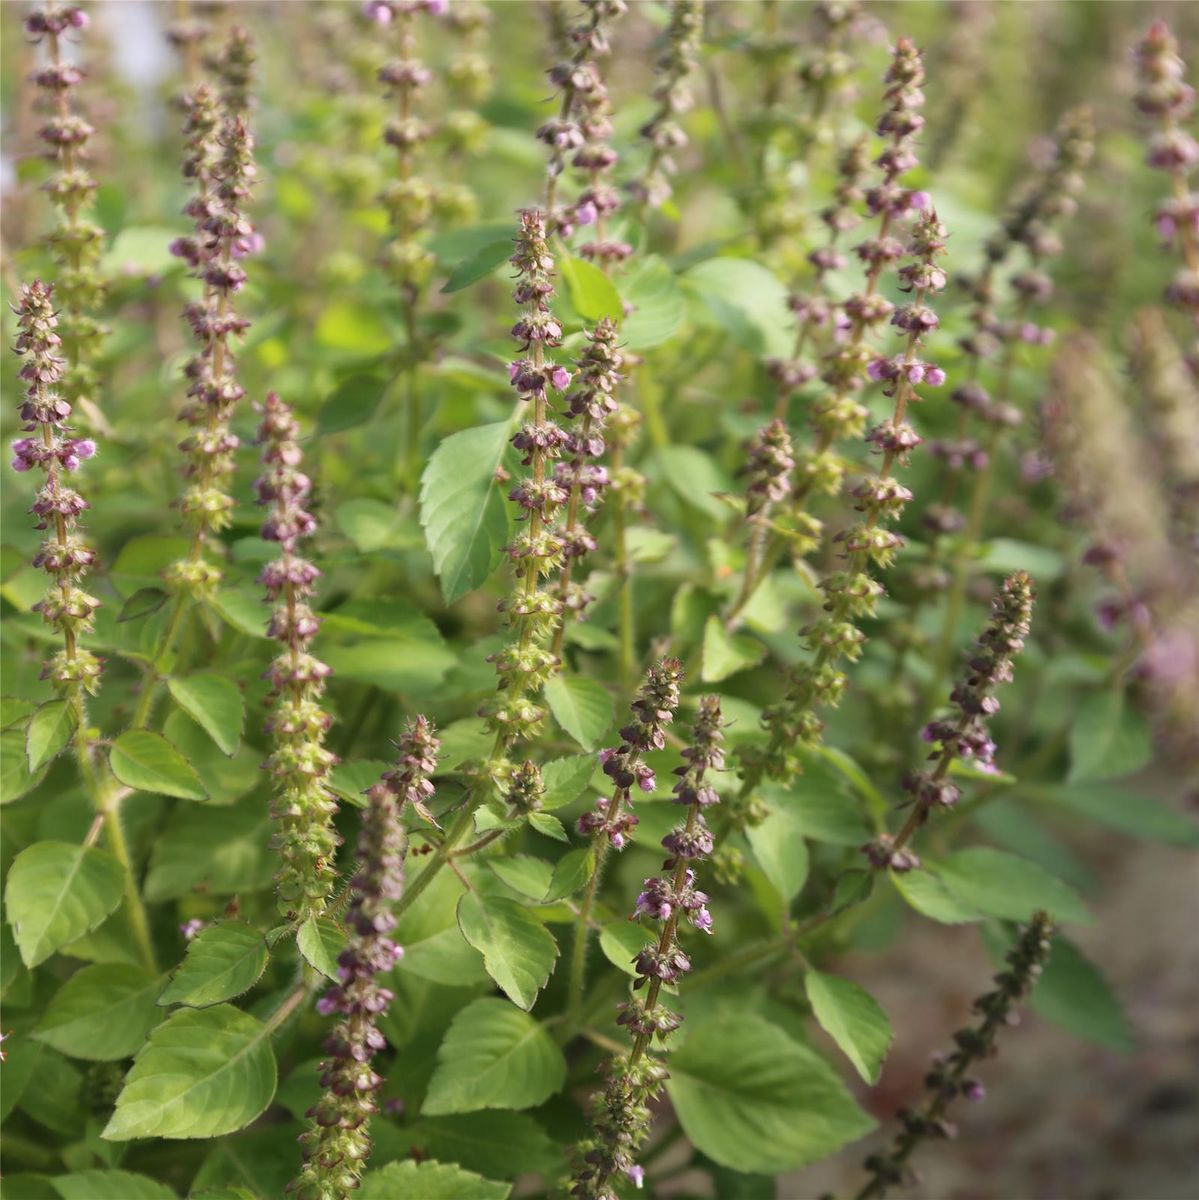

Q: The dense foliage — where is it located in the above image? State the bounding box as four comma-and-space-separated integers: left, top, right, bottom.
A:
1, 3, 1196, 1199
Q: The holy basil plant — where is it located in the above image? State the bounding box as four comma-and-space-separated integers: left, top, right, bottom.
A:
1, 3, 1195, 1200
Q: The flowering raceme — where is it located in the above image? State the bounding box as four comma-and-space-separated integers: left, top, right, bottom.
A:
256, 392, 340, 920
572, 695, 725, 1199
11, 280, 101, 700
27, 4, 107, 431
291, 719, 439, 1199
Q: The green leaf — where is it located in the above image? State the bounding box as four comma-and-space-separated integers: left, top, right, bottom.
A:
626, 526, 677, 563
6, 843, 125, 968
527, 811, 568, 842
666, 1014, 875, 1173
702, 615, 766, 683
100, 225, 181, 275
427, 221, 516, 261
51, 1169, 178, 1199
118, 587, 169, 623
167, 675, 244, 756
766, 777, 870, 847
423, 997, 566, 1114
539, 754, 595, 810
559, 254, 623, 321
543, 674, 613, 750
2, 728, 47, 804
983, 926, 1132, 1051
544, 847, 595, 902
441, 239, 512, 293
110, 730, 207, 801
396, 870, 489, 987
978, 538, 1065, 583
35, 965, 163, 1061
488, 855, 554, 901
327, 758, 391, 807
703, 1163, 777, 1200
931, 848, 1092, 925
189, 1124, 300, 1197
437, 717, 494, 770
1067, 690, 1153, 783
1, 696, 36, 729
804, 970, 893, 1085
456, 894, 558, 1010
746, 809, 808, 904
826, 869, 874, 918
598, 921, 655, 978
681, 258, 792, 356
420, 421, 512, 604
359, 1161, 509, 1200
317, 372, 388, 434
891, 869, 982, 924
335, 498, 419, 554
297, 916, 347, 979
208, 587, 271, 639
392, 1111, 561, 1180
1035, 783, 1199, 847
315, 302, 392, 355
653, 445, 734, 519
162, 711, 259, 805
158, 922, 269, 1009
6, 1174, 58, 1199
103, 1005, 277, 1141
323, 642, 453, 695
622, 254, 685, 349
144, 796, 274, 902
26, 700, 75, 772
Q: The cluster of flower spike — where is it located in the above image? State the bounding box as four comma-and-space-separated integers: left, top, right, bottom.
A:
438, 0, 493, 223
923, 106, 1093, 546
744, 418, 796, 519
863, 571, 1034, 872
577, 658, 683, 850
630, 0, 703, 208
27, 5, 107, 430
550, 317, 622, 651
291, 721, 438, 1200
164, 3, 211, 91
372, 0, 446, 295
255, 393, 340, 920
783, 39, 937, 559
963, 106, 1094, 356
10, 281, 102, 697
538, 0, 628, 261
571, 697, 724, 1200
165, 31, 258, 597
1133, 20, 1199, 373
749, 202, 950, 785
484, 210, 573, 764
853, 912, 1054, 1200
769, 135, 870, 421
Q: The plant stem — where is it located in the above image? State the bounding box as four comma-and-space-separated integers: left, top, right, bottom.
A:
78, 727, 157, 974
264, 971, 316, 1036
608, 436, 636, 691
566, 835, 612, 1026
130, 592, 191, 731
